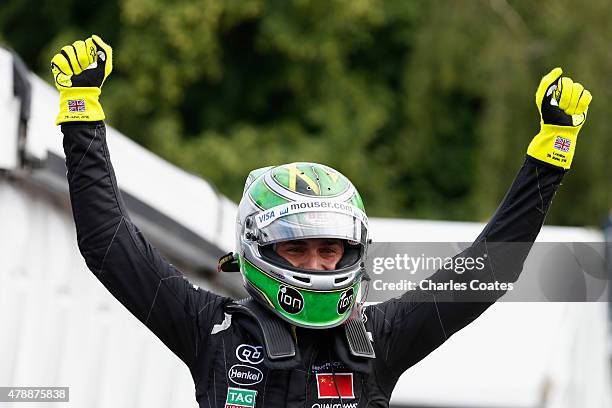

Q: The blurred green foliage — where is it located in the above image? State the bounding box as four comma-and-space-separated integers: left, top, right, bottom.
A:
1, 0, 610, 226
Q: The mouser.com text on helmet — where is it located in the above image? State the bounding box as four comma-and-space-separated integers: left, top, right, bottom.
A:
289, 201, 354, 212
254, 200, 365, 228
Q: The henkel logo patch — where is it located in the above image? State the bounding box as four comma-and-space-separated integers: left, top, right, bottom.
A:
337, 288, 354, 315
225, 387, 257, 408
277, 285, 304, 314
236, 344, 264, 365
316, 373, 354, 399
228, 364, 264, 386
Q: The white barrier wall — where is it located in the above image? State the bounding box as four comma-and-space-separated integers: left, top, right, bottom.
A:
0, 48, 20, 169
0, 46, 236, 408
0, 181, 201, 407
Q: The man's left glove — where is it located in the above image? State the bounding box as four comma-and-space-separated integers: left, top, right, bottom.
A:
51, 35, 113, 125
527, 67, 592, 169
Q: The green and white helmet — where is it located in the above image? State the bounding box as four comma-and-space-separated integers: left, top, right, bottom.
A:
236, 162, 369, 329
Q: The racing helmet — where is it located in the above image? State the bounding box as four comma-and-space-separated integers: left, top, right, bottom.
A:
235, 162, 369, 329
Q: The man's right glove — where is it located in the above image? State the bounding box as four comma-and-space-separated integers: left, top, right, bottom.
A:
51, 35, 113, 125
527, 67, 592, 169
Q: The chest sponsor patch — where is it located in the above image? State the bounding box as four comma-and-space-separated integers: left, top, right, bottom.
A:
236, 344, 264, 365
228, 364, 264, 386
311, 361, 346, 373
225, 387, 257, 408
311, 403, 358, 408
316, 373, 354, 399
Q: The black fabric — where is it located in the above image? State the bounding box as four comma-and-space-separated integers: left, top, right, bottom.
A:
62, 122, 565, 407
540, 72, 574, 126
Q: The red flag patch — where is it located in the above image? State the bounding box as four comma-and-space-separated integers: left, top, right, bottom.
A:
316, 373, 354, 399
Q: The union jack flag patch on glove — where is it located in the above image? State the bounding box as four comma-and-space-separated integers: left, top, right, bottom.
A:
553, 136, 571, 152
68, 99, 86, 112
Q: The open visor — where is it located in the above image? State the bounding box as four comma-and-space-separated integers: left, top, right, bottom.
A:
251, 201, 368, 246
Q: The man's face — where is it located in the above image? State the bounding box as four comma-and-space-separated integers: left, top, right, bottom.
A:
274, 238, 344, 271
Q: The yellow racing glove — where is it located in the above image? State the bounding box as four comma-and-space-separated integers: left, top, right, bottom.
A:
51, 35, 113, 125
527, 67, 592, 169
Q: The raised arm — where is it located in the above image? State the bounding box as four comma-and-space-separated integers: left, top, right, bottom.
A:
366, 68, 592, 381
53, 36, 229, 367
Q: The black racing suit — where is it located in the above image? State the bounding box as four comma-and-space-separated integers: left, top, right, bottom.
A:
62, 122, 565, 408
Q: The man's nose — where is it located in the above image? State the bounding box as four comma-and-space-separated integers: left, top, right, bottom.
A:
301, 253, 325, 270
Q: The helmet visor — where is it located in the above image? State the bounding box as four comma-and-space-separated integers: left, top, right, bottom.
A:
252, 201, 368, 246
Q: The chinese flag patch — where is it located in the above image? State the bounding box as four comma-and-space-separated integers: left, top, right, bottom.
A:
316, 373, 354, 399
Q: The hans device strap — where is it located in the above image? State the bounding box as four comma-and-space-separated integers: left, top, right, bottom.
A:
227, 298, 375, 360
227, 298, 297, 360
344, 313, 375, 359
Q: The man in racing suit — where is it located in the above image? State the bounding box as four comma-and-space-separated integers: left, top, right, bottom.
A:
52, 36, 591, 407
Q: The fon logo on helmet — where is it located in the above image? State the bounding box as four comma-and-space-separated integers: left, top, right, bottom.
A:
277, 285, 304, 314
236, 344, 264, 365
337, 288, 354, 315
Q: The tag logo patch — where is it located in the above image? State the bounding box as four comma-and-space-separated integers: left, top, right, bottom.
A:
316, 373, 354, 399
236, 344, 264, 365
225, 387, 257, 408
68, 99, 86, 112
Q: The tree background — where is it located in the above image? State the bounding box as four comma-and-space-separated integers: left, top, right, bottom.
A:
1, 0, 610, 226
